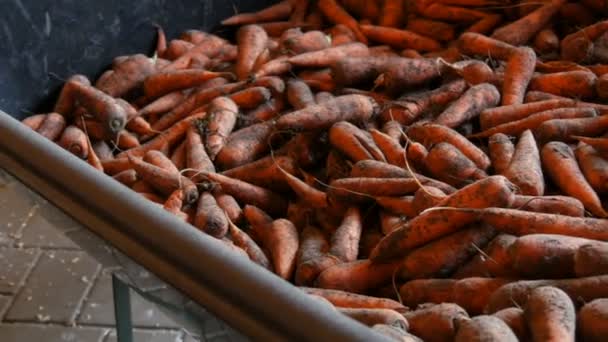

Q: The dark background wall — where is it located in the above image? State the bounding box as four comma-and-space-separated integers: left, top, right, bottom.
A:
0, 0, 274, 118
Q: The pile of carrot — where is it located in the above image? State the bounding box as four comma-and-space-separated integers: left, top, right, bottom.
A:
22, 0, 608, 340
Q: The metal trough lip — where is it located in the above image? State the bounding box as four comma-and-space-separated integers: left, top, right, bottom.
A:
0, 110, 391, 341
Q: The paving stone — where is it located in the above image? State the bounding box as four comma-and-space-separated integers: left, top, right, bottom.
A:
0, 182, 38, 245
65, 230, 119, 269
0, 295, 11, 319
78, 270, 180, 328
0, 247, 40, 294
104, 329, 182, 342
0, 323, 107, 342
17, 211, 80, 249
4, 250, 100, 324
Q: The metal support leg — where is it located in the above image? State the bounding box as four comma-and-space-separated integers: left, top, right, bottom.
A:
112, 273, 134, 342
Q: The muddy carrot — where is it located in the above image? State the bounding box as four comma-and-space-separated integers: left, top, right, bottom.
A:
455, 315, 518, 342
525, 286, 576, 342
57, 126, 88, 159
480, 99, 576, 130
95, 54, 155, 98
329, 121, 385, 162
215, 121, 274, 170
143, 150, 179, 173
424, 142, 488, 187
317, 0, 367, 44
295, 226, 329, 285
488, 133, 514, 174
280, 167, 327, 208
222, 0, 293, 25
36, 113, 66, 141
406, 18, 455, 42
221, 155, 296, 192
286, 78, 315, 109
235, 25, 269, 80
458, 32, 516, 61
528, 70, 597, 99
575, 142, 608, 194
315, 259, 399, 294
287, 42, 369, 68
360, 25, 441, 52
542, 141, 606, 217
501, 130, 544, 196
454, 234, 517, 278
502, 47, 536, 106
491, 0, 566, 45
299, 287, 406, 312
513, 195, 585, 217
536, 115, 608, 144
404, 303, 469, 342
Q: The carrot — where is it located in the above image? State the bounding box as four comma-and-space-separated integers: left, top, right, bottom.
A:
299, 287, 406, 312
491, 308, 529, 341
528, 70, 598, 99
54, 75, 90, 116
331, 56, 398, 87
226, 217, 270, 270
127, 155, 199, 204
280, 167, 327, 209
286, 79, 315, 109
434, 83, 500, 128
381, 120, 403, 143
64, 81, 128, 134
162, 40, 195, 61
282, 132, 328, 168
572, 136, 608, 154
315, 259, 399, 294
596, 73, 608, 99
412, 186, 446, 215
315, 91, 334, 103
21, 114, 47, 131
228, 86, 272, 109
371, 176, 516, 262
469, 107, 597, 138
375, 196, 416, 217
204, 96, 238, 161
215, 121, 274, 170
222, 0, 293, 25
326, 207, 362, 263
536, 115, 608, 144
360, 25, 442, 52
466, 13, 503, 35
295, 226, 329, 285
95, 54, 155, 98
338, 308, 408, 330
368, 129, 406, 168
275, 94, 378, 131
143, 150, 179, 173
92, 141, 113, 162
163, 189, 188, 221
455, 315, 518, 342
488, 133, 514, 174
417, 3, 487, 23
480, 99, 576, 131
252, 56, 291, 78
406, 18, 455, 42
169, 141, 186, 171
574, 243, 608, 277
201, 172, 286, 216
399, 223, 497, 280
512, 195, 585, 217
408, 123, 490, 170
535, 60, 591, 74
533, 27, 559, 54
241, 97, 285, 125
185, 126, 215, 181
453, 234, 517, 279
258, 218, 298, 280
442, 59, 496, 85
287, 42, 369, 68
378, 211, 404, 235
317, 0, 367, 44
36, 112, 66, 141
380, 79, 468, 124
578, 299, 608, 342
298, 68, 336, 91
329, 121, 385, 162
376, 0, 404, 27
542, 141, 607, 217
193, 192, 229, 238
281, 30, 330, 55
458, 32, 516, 61
524, 286, 576, 342
112, 169, 138, 187
491, 0, 566, 45
372, 324, 420, 342
403, 303, 469, 342
502, 47, 536, 106
500, 130, 544, 195
376, 58, 444, 95
235, 25, 269, 80
58, 126, 88, 159
424, 142, 488, 187
143, 69, 232, 99
561, 20, 608, 62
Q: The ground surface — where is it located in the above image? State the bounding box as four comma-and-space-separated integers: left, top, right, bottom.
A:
0, 169, 245, 342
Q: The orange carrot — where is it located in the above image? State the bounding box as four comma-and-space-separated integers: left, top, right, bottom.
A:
502, 130, 544, 196
535, 115, 608, 144
315, 259, 399, 294
112, 169, 138, 187
533, 27, 559, 54
201, 172, 287, 216
215, 121, 274, 170
235, 25, 269, 80
371, 176, 516, 261
36, 112, 66, 141
295, 226, 329, 285
228, 86, 272, 109
404, 303, 469, 342
512, 195, 585, 217
143, 69, 232, 99
406, 18, 455, 42
287, 78, 316, 109
228, 218, 271, 270
329, 121, 385, 162
528, 70, 598, 99
502, 47, 536, 106
360, 25, 442, 52
221, 155, 296, 192
260, 218, 299, 280
185, 126, 215, 181
143, 150, 179, 173
525, 286, 576, 341
163, 189, 188, 221
204, 96, 238, 160
466, 13, 503, 35
480, 99, 576, 131
21, 114, 47, 131
58, 125, 88, 159
572, 136, 608, 154
281, 30, 330, 55
317, 0, 367, 44
458, 32, 516, 61
368, 129, 406, 168
577, 298, 608, 342
299, 287, 406, 312
194, 192, 228, 238
275, 94, 378, 131
488, 133, 514, 174
491, 0, 566, 45
280, 167, 327, 209
424, 142, 488, 187
376, 58, 446, 95
453, 234, 517, 279
287, 42, 369, 68
542, 141, 607, 217
455, 315, 518, 342
221, 1, 293, 26
328, 207, 362, 263
575, 142, 608, 194
561, 20, 608, 62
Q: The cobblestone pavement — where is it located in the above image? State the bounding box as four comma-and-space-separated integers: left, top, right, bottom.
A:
0, 169, 245, 342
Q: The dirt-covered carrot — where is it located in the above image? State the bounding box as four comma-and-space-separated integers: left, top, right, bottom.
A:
222, 0, 293, 25
95, 54, 155, 98
143, 150, 179, 173
286, 78, 315, 109
578, 298, 608, 342
193, 191, 228, 238
281, 30, 330, 55
280, 167, 327, 209
371, 176, 516, 262
21, 114, 47, 131
502, 130, 544, 196
327, 207, 362, 263
536, 115, 608, 143
299, 287, 406, 312
458, 32, 516, 61
375, 57, 444, 94
112, 169, 138, 187
491, 0, 566, 45
201, 172, 286, 216
470, 107, 597, 138
214, 192, 243, 224
492, 308, 529, 341
425, 142, 488, 187
215, 121, 274, 170
561, 20, 608, 63
533, 27, 559, 54
574, 243, 608, 277
329, 121, 385, 162
542, 141, 607, 217
434, 83, 500, 128
455, 315, 518, 342
295, 226, 329, 285
315, 259, 399, 294
513, 195, 585, 217
221, 155, 296, 192
339, 308, 408, 330
258, 218, 298, 280
524, 286, 576, 342
143, 69, 233, 99
404, 303, 469, 342
185, 126, 215, 181
528, 70, 598, 99
572, 136, 608, 154
128, 155, 199, 204
275, 94, 377, 131
235, 25, 269, 80
408, 123, 490, 170
287, 42, 369, 68
227, 218, 270, 269
488, 133, 514, 174
58, 125, 88, 159
36, 112, 66, 141
454, 234, 517, 279
369, 129, 406, 168
480, 99, 576, 130
442, 59, 496, 85
317, 0, 367, 44
399, 223, 496, 280
204, 96, 238, 161
406, 18, 455, 42
502, 47, 536, 106
360, 25, 442, 52
375, 196, 416, 217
